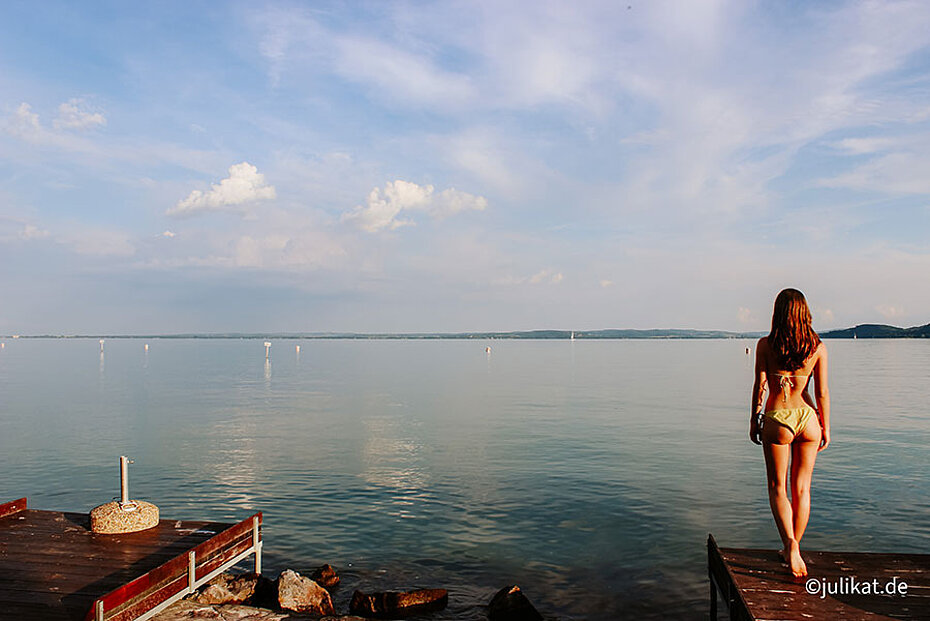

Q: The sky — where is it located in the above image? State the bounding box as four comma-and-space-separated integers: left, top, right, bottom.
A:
2, 0, 930, 334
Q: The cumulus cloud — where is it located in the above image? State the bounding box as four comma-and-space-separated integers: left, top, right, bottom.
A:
53, 99, 106, 130
161, 230, 176, 238
168, 162, 276, 217
5, 103, 41, 138
342, 180, 487, 232
600, 279, 614, 288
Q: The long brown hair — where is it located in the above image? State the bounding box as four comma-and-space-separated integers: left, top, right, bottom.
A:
768, 288, 821, 371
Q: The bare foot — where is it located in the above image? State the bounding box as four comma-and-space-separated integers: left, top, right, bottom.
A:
787, 541, 807, 577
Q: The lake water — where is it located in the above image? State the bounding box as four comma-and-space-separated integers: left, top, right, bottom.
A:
1, 338, 928, 619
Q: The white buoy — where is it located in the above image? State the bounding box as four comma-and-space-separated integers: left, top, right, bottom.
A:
296, 345, 300, 354
144, 343, 149, 352
1, 342, 4, 349
486, 346, 491, 353
264, 341, 272, 359
99, 339, 105, 352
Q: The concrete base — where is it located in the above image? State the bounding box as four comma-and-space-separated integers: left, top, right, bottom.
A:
90, 500, 159, 534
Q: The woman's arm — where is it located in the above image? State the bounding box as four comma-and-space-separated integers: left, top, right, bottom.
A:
814, 343, 831, 451
749, 339, 767, 445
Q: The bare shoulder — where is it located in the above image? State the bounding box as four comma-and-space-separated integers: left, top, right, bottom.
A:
815, 341, 828, 360
756, 336, 769, 352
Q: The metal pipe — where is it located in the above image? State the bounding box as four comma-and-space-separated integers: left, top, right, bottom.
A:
120, 456, 130, 504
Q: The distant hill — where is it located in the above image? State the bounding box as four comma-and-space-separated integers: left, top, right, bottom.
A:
821, 323, 930, 339
8, 328, 763, 340
7, 324, 930, 340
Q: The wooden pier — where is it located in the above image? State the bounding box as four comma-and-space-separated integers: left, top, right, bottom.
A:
0, 498, 262, 621
709, 534, 930, 620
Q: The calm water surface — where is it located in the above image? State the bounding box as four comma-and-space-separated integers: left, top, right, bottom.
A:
1, 338, 928, 619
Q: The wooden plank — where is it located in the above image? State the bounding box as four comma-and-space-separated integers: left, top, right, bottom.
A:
0, 497, 27, 518
710, 537, 930, 621
0, 505, 258, 621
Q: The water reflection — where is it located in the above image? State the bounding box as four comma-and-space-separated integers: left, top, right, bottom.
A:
2, 339, 929, 620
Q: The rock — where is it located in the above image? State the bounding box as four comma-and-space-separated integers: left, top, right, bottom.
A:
488, 585, 543, 621
278, 569, 335, 616
349, 588, 448, 618
311, 564, 340, 588
320, 617, 366, 621
193, 572, 262, 605
153, 600, 294, 620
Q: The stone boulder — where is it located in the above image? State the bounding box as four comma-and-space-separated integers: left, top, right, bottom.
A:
277, 569, 335, 616
193, 572, 263, 605
311, 564, 340, 588
350, 588, 448, 618
488, 585, 543, 621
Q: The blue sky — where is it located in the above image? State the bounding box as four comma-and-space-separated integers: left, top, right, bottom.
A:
2, 1, 930, 333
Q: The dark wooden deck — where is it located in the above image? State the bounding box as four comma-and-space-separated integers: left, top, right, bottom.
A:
0, 498, 261, 621
709, 534, 930, 620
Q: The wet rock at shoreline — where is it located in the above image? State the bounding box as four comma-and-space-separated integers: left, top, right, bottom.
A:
312, 563, 340, 588
350, 588, 448, 618
192, 572, 263, 605
278, 569, 335, 616
488, 585, 543, 621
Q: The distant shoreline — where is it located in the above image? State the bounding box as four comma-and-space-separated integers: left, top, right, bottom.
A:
4, 323, 929, 340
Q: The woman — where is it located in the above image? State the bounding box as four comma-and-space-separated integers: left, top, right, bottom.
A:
750, 288, 831, 578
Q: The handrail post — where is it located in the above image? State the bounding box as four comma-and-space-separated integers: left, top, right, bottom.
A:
188, 550, 196, 593
253, 516, 262, 574
96, 600, 104, 621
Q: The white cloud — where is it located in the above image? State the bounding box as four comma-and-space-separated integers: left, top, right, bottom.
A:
818, 150, 930, 194
876, 304, 905, 320
342, 180, 486, 232
528, 269, 563, 285
5, 103, 41, 138
737, 306, 754, 325
53, 99, 106, 131
168, 162, 276, 217
600, 279, 614, 288
161, 230, 176, 238
830, 137, 897, 155
335, 37, 475, 109
19, 224, 50, 240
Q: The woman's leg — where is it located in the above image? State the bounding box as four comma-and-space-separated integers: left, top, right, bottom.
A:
763, 422, 807, 576
790, 418, 822, 544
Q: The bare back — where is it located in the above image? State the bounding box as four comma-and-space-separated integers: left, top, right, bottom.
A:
754, 337, 827, 413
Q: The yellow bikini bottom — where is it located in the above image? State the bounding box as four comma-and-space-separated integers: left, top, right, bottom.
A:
764, 407, 816, 435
